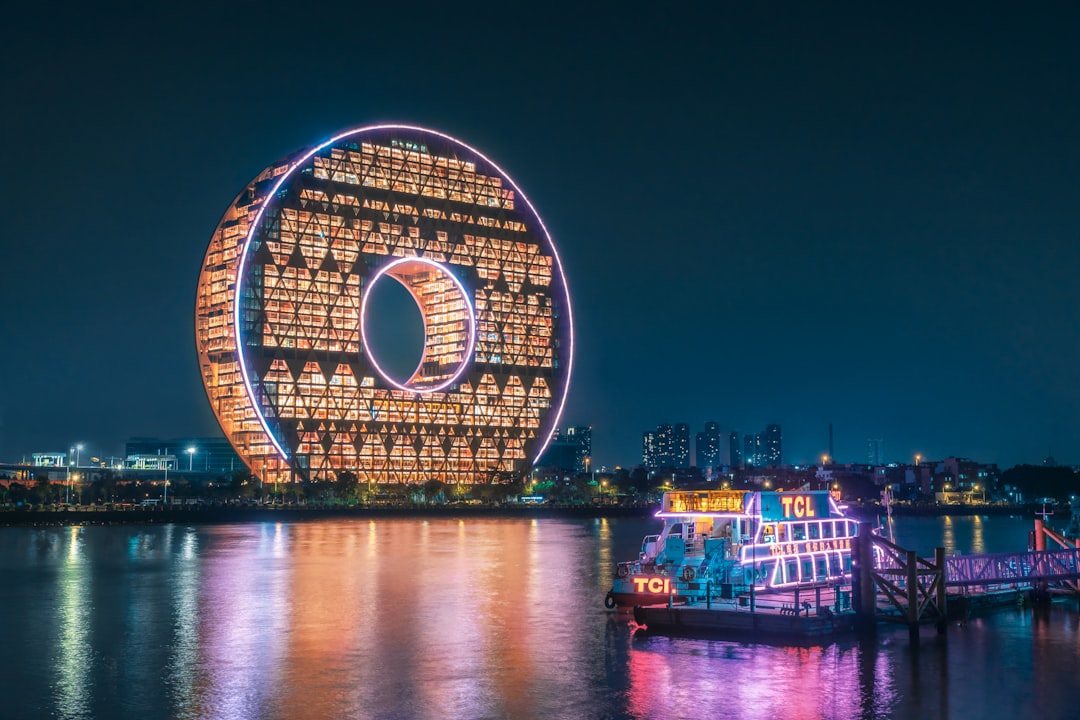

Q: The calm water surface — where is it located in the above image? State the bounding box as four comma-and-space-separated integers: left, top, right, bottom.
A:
0, 514, 1077, 719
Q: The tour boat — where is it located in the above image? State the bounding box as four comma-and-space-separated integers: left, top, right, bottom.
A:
605, 488, 859, 610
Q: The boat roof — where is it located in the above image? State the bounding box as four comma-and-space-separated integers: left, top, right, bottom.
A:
659, 489, 846, 520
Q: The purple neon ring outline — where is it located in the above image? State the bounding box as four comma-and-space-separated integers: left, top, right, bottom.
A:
233, 124, 575, 464
359, 256, 477, 394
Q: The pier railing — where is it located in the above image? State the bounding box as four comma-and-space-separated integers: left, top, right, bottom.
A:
854, 518, 1080, 641
943, 548, 1080, 587
872, 518, 1080, 590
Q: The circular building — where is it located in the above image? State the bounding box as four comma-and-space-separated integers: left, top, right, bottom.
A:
195, 125, 573, 485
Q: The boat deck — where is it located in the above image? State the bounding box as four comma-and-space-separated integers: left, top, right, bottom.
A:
633, 586, 856, 640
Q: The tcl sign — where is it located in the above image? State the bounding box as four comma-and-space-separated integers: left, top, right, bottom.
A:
631, 577, 674, 594
759, 492, 831, 522
780, 495, 817, 519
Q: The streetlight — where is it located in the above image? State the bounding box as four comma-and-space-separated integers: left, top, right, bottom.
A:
67, 447, 74, 503
186, 446, 196, 472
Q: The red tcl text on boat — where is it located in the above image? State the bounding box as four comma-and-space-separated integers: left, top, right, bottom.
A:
631, 577, 674, 594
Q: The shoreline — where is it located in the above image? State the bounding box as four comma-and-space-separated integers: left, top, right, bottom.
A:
0, 500, 1054, 527
0, 503, 658, 527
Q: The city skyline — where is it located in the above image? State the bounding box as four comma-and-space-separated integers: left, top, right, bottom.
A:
3, 5, 1079, 473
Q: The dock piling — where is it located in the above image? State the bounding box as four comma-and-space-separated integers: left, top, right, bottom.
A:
935, 547, 948, 635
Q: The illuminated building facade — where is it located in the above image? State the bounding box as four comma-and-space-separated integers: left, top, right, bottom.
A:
642, 431, 658, 468
673, 422, 690, 468
695, 421, 721, 469
763, 423, 782, 466
195, 125, 573, 484
538, 425, 591, 473
738, 423, 782, 468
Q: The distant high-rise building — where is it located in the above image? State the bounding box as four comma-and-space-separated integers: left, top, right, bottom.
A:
729, 431, 742, 467
673, 423, 691, 468
656, 423, 674, 467
539, 425, 592, 473
744, 434, 759, 467
566, 425, 592, 473
763, 424, 782, 467
643, 422, 688, 468
696, 421, 721, 468
642, 431, 658, 467
867, 438, 883, 466
737, 424, 782, 468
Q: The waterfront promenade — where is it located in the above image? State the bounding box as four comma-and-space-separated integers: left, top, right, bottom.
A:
0, 501, 657, 526
0, 497, 1049, 527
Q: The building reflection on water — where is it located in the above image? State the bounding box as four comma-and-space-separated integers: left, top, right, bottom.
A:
1, 514, 1076, 719
56, 526, 90, 719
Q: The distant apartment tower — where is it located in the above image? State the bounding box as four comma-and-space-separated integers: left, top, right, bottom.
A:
744, 434, 760, 467
539, 425, 592, 473
642, 431, 658, 467
643, 422, 685, 468
737, 423, 782, 468
673, 423, 691, 468
867, 438, 883, 466
656, 423, 674, 467
696, 421, 721, 468
763, 424, 782, 467
567, 425, 592, 473
729, 431, 742, 467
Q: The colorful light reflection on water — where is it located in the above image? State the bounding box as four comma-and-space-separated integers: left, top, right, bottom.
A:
0, 514, 1077, 719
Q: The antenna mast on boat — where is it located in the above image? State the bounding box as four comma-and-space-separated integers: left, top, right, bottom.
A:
882, 485, 895, 543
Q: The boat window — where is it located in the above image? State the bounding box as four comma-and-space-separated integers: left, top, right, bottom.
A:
828, 553, 842, 576
786, 559, 797, 583
776, 524, 787, 542
801, 558, 813, 579
844, 555, 852, 573
822, 521, 834, 539
846, 520, 857, 538
815, 557, 827, 580
809, 523, 821, 540
792, 523, 807, 541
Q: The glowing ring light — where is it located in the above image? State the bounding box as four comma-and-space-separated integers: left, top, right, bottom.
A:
359, 256, 477, 394
195, 124, 573, 485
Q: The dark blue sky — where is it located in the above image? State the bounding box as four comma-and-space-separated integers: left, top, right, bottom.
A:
3, 3, 1078, 470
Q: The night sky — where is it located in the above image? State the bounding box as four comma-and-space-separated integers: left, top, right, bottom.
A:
3, 3, 1079, 470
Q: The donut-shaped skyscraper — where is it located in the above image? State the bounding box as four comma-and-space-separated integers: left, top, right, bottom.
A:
195, 125, 573, 484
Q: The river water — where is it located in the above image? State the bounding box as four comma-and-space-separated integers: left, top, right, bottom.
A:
0, 513, 1075, 720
